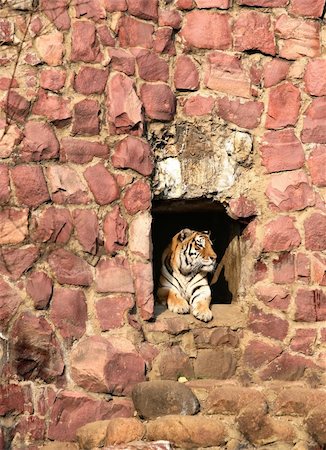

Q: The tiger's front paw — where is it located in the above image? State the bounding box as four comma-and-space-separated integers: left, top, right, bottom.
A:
168, 295, 190, 315
192, 305, 213, 322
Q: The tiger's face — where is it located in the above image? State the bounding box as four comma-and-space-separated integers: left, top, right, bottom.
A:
172, 228, 217, 276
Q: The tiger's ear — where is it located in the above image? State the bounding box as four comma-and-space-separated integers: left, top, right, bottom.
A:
202, 230, 211, 237
178, 228, 193, 242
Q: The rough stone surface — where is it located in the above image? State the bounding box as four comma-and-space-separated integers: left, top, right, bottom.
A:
96, 295, 134, 330
21, 121, 59, 161
141, 83, 176, 121
0, 208, 28, 245
112, 136, 153, 176
50, 287, 87, 342
304, 213, 326, 251
73, 209, 98, 254
249, 306, 289, 340
10, 312, 64, 382
266, 83, 301, 129
233, 11, 275, 55
60, 138, 108, 164
302, 97, 326, 144
174, 56, 199, 90
123, 180, 151, 215
103, 206, 128, 254
11, 165, 50, 207
118, 16, 154, 49
263, 216, 301, 252
48, 249, 93, 286
71, 21, 101, 63
70, 336, 145, 395
132, 381, 199, 419
146, 415, 225, 448
48, 391, 133, 441
0, 278, 22, 331
0, 245, 39, 281
305, 59, 326, 96
181, 10, 231, 50
204, 52, 251, 98
84, 163, 119, 205
260, 129, 305, 173
217, 97, 263, 129
72, 99, 100, 136
31, 207, 73, 244
136, 50, 169, 82
95, 256, 134, 293
26, 271, 53, 309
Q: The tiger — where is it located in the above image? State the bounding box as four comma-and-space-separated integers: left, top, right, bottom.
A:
157, 228, 217, 322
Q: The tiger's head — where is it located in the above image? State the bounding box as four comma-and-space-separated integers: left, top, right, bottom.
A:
170, 228, 217, 276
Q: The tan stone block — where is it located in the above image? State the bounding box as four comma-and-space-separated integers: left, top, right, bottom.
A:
105, 417, 145, 445
76, 420, 111, 449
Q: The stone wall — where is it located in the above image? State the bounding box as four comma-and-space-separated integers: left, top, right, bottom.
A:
0, 0, 325, 448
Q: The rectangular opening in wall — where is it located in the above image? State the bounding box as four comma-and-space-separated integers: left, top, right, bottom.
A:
152, 198, 245, 308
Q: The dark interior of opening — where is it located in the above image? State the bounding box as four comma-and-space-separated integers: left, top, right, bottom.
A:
152, 199, 245, 305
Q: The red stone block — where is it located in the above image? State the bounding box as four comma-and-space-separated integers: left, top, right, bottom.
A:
21, 121, 59, 161
40, 68, 66, 91
0, 165, 10, 204
127, 0, 158, 21
304, 213, 326, 251
0, 19, 13, 43
140, 83, 176, 121
316, 290, 326, 321
237, 0, 287, 4
195, 0, 230, 7
106, 73, 143, 134
159, 9, 182, 28
249, 306, 289, 341
112, 136, 153, 176
32, 89, 71, 122
234, 11, 276, 55
11, 165, 50, 208
295, 289, 318, 322
176, 0, 194, 8
260, 129, 305, 173
0, 384, 32, 416
296, 253, 310, 283
0, 246, 39, 281
263, 216, 301, 252
311, 254, 326, 286
290, 0, 325, 17
0, 119, 22, 158
266, 83, 301, 129
73, 209, 99, 254
228, 196, 257, 219
75, 0, 106, 20
263, 58, 290, 88
95, 256, 134, 293
11, 312, 64, 382
255, 284, 290, 311
109, 48, 135, 75
273, 253, 295, 284
103, 206, 128, 254
26, 271, 53, 310
217, 97, 263, 129
0, 76, 19, 90
40, 0, 70, 30
183, 95, 214, 116
0, 278, 21, 331
48, 248, 93, 286
0, 208, 28, 245
307, 145, 326, 187
14, 415, 46, 441
259, 352, 315, 381
71, 336, 145, 395
251, 260, 268, 284
48, 391, 133, 441
72, 99, 100, 136
153, 27, 176, 55
275, 14, 321, 59
123, 180, 151, 215
180, 10, 231, 50
302, 98, 326, 144
132, 262, 154, 320
4, 91, 30, 123
243, 340, 282, 369
96, 295, 134, 330
71, 21, 102, 62
118, 16, 154, 48
304, 59, 326, 96
135, 49, 169, 82
290, 329, 317, 355
174, 55, 199, 91
84, 163, 119, 205
60, 138, 108, 164
47, 166, 90, 204
129, 212, 152, 260
105, 0, 127, 11
204, 52, 251, 98
97, 25, 115, 46
50, 287, 87, 342
266, 170, 315, 212
35, 31, 64, 66
74, 67, 108, 95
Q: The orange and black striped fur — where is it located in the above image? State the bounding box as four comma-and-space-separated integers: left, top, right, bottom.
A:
158, 229, 217, 322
